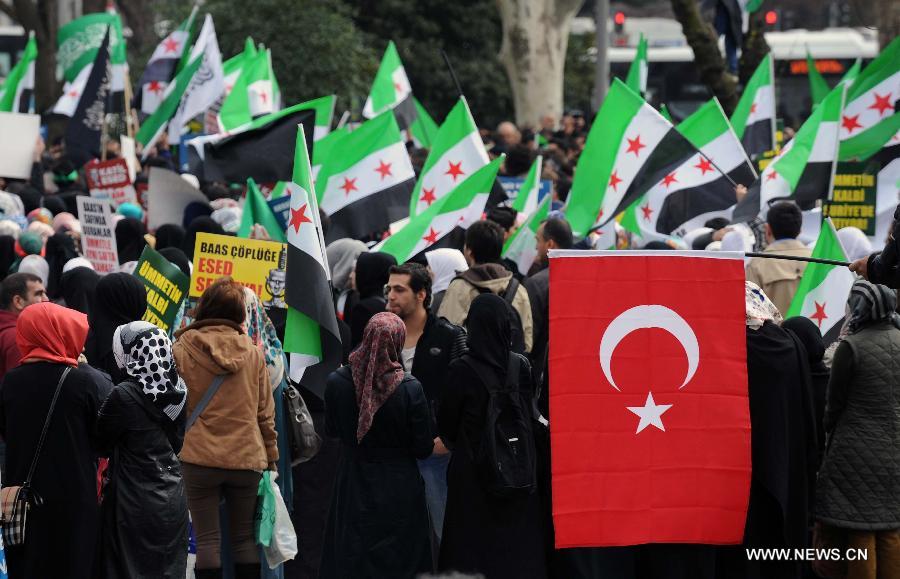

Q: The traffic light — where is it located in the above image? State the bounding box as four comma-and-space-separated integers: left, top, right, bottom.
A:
764, 9, 781, 29
614, 11, 625, 34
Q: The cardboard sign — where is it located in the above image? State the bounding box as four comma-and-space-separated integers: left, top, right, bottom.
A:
824, 161, 879, 236
133, 246, 190, 335
190, 232, 287, 308
0, 112, 40, 179
85, 158, 138, 207
147, 167, 210, 230
76, 196, 119, 273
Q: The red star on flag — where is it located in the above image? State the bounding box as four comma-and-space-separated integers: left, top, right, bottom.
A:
662, 171, 678, 188
68, 90, 79, 98
259, 91, 268, 104
445, 161, 465, 182
810, 301, 828, 329
340, 177, 358, 196
597, 208, 604, 220
147, 81, 163, 95
766, 169, 779, 181
608, 170, 623, 192
869, 92, 893, 117
375, 160, 393, 180
750, 102, 758, 115
419, 187, 436, 206
290, 203, 312, 233
422, 227, 440, 245
641, 204, 653, 221
163, 37, 180, 53
842, 114, 863, 134
625, 135, 646, 157
695, 157, 714, 175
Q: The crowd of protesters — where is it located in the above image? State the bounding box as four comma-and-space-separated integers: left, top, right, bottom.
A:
0, 110, 894, 579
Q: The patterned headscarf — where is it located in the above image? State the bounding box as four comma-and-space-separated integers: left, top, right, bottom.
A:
243, 287, 285, 389
847, 279, 900, 334
745, 281, 783, 330
349, 312, 407, 442
113, 321, 187, 421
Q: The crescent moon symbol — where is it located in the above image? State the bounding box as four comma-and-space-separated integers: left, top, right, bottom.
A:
598, 305, 699, 392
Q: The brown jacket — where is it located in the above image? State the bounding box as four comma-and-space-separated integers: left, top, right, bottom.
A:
745, 238, 812, 315
173, 319, 278, 471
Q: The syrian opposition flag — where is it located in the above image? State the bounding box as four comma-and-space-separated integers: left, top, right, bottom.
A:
503, 194, 550, 276
839, 36, 900, 161
283, 125, 342, 396
410, 97, 439, 148
550, 250, 750, 547
377, 156, 503, 263
564, 79, 700, 238
733, 85, 844, 222
137, 6, 197, 115
622, 98, 757, 239
409, 97, 489, 216
511, 156, 542, 218
730, 54, 776, 159
625, 33, 648, 96
218, 48, 280, 131
0, 32, 36, 113
785, 219, 854, 344
316, 111, 415, 241
363, 40, 416, 129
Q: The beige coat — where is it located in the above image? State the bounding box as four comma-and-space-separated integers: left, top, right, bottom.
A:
437, 263, 534, 353
173, 319, 278, 471
745, 238, 812, 315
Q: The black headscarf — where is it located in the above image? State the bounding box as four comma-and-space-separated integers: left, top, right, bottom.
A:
44, 233, 79, 299
183, 216, 225, 261
0, 236, 16, 281
465, 293, 512, 375
84, 273, 149, 383
783, 316, 830, 465
159, 247, 191, 279
41, 195, 67, 216
154, 224, 186, 251
115, 217, 147, 264
354, 252, 396, 299
60, 266, 101, 315
782, 317, 825, 366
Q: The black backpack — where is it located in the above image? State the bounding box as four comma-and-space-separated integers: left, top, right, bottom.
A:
467, 352, 537, 498
470, 277, 526, 355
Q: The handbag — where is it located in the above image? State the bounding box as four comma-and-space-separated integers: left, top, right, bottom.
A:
283, 383, 321, 465
0, 366, 72, 546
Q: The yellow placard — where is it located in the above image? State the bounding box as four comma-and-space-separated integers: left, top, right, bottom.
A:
190, 232, 287, 308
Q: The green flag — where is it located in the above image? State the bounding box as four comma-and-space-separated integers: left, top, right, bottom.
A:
511, 156, 542, 216
238, 178, 287, 242
410, 97, 439, 148
0, 32, 36, 113
503, 195, 550, 276
363, 40, 412, 118
625, 33, 648, 95
807, 51, 831, 107
218, 48, 280, 131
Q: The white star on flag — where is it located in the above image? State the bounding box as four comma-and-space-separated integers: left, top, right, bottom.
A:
627, 392, 673, 434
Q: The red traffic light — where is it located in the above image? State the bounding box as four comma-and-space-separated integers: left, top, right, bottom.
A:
765, 10, 778, 25
614, 11, 626, 26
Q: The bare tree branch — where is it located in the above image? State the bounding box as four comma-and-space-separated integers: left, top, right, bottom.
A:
0, 1, 17, 21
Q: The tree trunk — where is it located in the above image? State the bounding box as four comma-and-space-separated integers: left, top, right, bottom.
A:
670, 0, 738, 115
496, 0, 583, 128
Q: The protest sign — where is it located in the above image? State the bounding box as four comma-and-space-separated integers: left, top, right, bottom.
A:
498, 176, 552, 203
0, 112, 40, 179
824, 161, 880, 237
190, 232, 287, 308
120, 135, 139, 182
267, 195, 292, 231
85, 158, 138, 207
147, 167, 211, 230
76, 195, 119, 272
134, 246, 190, 335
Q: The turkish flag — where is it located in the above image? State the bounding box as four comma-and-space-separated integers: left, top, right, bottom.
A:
549, 251, 750, 548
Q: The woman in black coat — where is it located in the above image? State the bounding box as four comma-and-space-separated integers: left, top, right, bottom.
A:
97, 321, 189, 579
84, 273, 148, 384
321, 312, 433, 579
438, 293, 548, 579
349, 252, 397, 349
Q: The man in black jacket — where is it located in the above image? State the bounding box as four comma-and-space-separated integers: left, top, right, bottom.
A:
850, 205, 900, 287
385, 262, 467, 546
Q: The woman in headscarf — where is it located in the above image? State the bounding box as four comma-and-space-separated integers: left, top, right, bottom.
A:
44, 232, 79, 299
183, 216, 225, 261
717, 282, 818, 579
320, 312, 433, 578
52, 211, 81, 236
159, 247, 191, 278
325, 238, 366, 323
425, 248, 468, 314
97, 321, 189, 579
349, 252, 397, 349
60, 262, 101, 315
115, 217, 147, 265
815, 280, 900, 578
154, 224, 186, 252
437, 293, 547, 579
0, 302, 101, 578
783, 316, 830, 464
84, 273, 149, 383
17, 254, 48, 286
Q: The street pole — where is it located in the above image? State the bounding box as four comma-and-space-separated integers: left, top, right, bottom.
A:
593, 0, 610, 112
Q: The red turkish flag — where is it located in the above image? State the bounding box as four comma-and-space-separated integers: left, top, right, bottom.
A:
549, 251, 750, 547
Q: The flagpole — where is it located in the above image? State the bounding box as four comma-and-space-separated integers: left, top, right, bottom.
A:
440, 49, 464, 98
123, 68, 135, 138
744, 252, 850, 267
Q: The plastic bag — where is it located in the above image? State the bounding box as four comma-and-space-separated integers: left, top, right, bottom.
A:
263, 474, 298, 568
254, 471, 277, 547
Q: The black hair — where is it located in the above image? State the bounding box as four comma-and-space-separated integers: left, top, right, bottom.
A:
487, 206, 518, 232
504, 145, 534, 177
464, 220, 505, 264
389, 262, 432, 308
540, 216, 574, 249
0, 273, 42, 309
704, 217, 731, 231
767, 201, 803, 240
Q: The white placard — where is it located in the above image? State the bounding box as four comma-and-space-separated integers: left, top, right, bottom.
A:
0, 112, 40, 179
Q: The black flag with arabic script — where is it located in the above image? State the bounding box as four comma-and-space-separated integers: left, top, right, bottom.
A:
65, 27, 112, 169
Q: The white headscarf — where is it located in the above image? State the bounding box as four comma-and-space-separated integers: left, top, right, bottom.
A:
62, 257, 95, 274
426, 248, 468, 294
326, 239, 367, 292
18, 255, 49, 286
113, 321, 187, 421
837, 227, 873, 262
